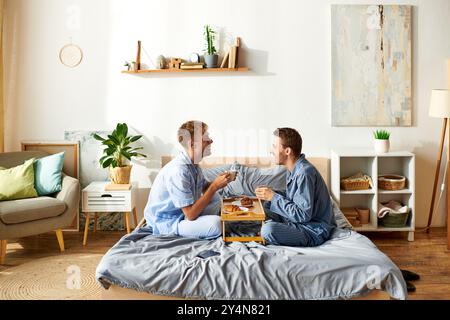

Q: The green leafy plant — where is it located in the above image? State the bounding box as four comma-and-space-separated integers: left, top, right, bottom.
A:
203, 25, 217, 55
373, 129, 391, 140
93, 123, 147, 168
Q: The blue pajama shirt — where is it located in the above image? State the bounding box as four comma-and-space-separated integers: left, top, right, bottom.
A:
143, 150, 222, 240
262, 154, 336, 247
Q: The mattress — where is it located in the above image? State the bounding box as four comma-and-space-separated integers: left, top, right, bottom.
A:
96, 227, 407, 300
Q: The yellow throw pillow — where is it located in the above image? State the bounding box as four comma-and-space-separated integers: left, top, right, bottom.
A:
0, 159, 38, 201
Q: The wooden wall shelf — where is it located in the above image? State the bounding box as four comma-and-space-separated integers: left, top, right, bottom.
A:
122, 67, 249, 74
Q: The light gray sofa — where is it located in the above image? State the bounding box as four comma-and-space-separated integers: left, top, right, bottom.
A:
0, 151, 80, 264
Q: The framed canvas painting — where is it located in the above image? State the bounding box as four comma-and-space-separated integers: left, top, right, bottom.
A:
331, 5, 412, 126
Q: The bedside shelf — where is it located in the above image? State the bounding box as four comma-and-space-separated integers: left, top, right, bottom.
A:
122, 67, 249, 74
331, 149, 415, 241
377, 225, 414, 232
340, 190, 375, 195
353, 224, 378, 232
378, 189, 413, 194
353, 225, 413, 232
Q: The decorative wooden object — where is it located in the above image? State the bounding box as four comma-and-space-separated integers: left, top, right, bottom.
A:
227, 37, 241, 69
234, 37, 240, 68
228, 46, 237, 68
220, 51, 229, 68
136, 41, 141, 71
169, 58, 182, 69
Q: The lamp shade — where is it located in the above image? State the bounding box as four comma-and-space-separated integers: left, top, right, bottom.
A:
429, 89, 450, 118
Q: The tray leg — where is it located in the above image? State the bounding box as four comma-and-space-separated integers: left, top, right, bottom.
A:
222, 221, 226, 241
261, 221, 266, 245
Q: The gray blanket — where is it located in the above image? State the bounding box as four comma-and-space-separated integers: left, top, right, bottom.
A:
96, 227, 407, 300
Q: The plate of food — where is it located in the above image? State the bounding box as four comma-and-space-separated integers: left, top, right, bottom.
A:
223, 204, 249, 214
232, 196, 254, 208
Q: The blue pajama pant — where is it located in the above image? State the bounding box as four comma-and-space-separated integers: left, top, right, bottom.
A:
177, 192, 222, 240
261, 210, 322, 247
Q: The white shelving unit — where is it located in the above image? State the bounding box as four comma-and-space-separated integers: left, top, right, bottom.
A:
331, 149, 415, 241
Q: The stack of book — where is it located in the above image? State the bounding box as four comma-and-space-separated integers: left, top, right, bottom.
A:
180, 63, 204, 70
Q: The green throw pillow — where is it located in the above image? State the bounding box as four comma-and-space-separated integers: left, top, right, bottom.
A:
33, 152, 65, 196
0, 159, 38, 201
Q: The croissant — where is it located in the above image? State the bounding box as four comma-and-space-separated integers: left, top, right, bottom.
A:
224, 205, 241, 212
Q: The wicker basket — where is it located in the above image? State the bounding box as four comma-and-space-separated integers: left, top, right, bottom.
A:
379, 211, 410, 227
378, 174, 406, 191
341, 172, 372, 191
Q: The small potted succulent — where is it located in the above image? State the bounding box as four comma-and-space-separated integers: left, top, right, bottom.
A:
203, 25, 218, 68
373, 129, 391, 154
93, 123, 147, 184
124, 61, 138, 72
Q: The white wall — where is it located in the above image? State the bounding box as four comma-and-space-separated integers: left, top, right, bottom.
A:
3, 0, 450, 227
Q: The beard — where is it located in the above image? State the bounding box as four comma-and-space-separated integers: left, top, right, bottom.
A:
274, 153, 287, 165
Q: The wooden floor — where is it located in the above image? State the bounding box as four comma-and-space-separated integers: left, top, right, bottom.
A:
1, 228, 449, 300
365, 228, 450, 299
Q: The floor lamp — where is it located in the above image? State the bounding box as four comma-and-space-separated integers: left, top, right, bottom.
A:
427, 89, 450, 248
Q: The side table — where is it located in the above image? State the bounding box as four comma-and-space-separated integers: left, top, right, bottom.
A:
81, 181, 138, 245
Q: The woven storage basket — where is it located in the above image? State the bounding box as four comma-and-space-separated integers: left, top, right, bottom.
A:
379, 211, 410, 227
341, 172, 372, 191
378, 174, 406, 191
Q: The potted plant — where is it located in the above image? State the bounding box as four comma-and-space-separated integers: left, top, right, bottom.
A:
124, 61, 137, 72
373, 129, 391, 153
93, 123, 147, 184
203, 25, 218, 68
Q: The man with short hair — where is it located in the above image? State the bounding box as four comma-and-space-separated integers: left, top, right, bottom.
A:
144, 120, 231, 239
255, 128, 336, 247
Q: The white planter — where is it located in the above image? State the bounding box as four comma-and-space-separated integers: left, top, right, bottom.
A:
374, 139, 390, 153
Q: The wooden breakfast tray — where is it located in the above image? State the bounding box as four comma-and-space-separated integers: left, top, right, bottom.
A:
220, 196, 266, 244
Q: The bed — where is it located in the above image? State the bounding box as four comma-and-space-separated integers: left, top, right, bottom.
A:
96, 157, 407, 300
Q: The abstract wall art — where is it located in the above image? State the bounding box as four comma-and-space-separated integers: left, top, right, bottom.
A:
331, 5, 412, 126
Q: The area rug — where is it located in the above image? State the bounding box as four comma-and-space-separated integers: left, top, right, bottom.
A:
0, 253, 103, 300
